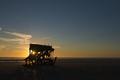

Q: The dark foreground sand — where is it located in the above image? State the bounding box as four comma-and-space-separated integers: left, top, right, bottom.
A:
0, 58, 120, 80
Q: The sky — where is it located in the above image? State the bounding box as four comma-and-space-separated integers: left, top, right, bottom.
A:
0, 0, 120, 57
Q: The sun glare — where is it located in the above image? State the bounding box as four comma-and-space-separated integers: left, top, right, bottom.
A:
32, 51, 35, 55
30, 50, 36, 55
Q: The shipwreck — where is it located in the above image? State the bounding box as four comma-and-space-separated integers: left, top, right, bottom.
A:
24, 44, 57, 65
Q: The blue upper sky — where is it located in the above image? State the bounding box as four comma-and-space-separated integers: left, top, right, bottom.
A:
0, 0, 120, 57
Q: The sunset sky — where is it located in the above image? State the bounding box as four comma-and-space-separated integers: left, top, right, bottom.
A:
0, 0, 120, 57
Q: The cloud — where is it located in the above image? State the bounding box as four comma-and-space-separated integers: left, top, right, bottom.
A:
0, 29, 60, 49
0, 37, 30, 45
0, 30, 32, 45
0, 38, 22, 42
4, 31, 32, 39
3, 31, 32, 44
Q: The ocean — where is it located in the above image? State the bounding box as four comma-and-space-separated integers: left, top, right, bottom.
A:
0, 57, 120, 80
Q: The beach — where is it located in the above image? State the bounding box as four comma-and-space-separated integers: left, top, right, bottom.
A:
0, 58, 120, 80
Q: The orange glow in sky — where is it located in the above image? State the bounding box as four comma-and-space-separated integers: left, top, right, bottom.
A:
0, 0, 120, 57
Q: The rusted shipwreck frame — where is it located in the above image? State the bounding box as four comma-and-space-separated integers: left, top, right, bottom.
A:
24, 44, 57, 65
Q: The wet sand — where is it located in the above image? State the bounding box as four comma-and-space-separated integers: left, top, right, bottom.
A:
0, 58, 120, 80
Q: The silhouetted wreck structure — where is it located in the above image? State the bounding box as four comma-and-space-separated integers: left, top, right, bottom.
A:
25, 44, 57, 65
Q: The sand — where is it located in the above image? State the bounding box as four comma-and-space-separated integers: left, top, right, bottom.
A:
0, 58, 120, 80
